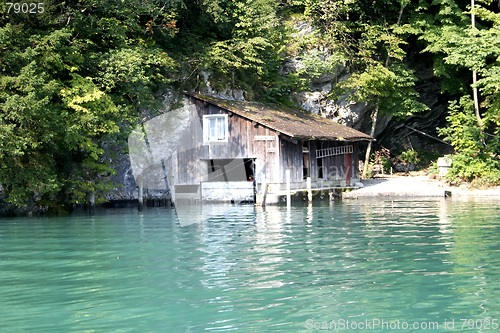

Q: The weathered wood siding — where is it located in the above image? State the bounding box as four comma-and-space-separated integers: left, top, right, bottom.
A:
170, 97, 281, 186
309, 140, 318, 180
279, 137, 303, 183
351, 143, 360, 181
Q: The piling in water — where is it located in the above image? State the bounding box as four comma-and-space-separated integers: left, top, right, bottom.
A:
286, 170, 291, 209
138, 177, 144, 212
87, 191, 95, 214
306, 177, 312, 203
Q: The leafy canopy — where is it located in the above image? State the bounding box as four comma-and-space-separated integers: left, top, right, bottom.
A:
424, 0, 500, 184
0, 0, 178, 207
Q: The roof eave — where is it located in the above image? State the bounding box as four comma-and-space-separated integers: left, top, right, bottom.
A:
287, 135, 374, 142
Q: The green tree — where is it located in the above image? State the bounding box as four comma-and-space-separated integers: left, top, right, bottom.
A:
199, 0, 292, 103
424, 0, 500, 184
0, 0, 178, 208
305, 0, 428, 177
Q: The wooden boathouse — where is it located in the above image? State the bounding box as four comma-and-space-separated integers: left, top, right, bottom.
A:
168, 92, 373, 204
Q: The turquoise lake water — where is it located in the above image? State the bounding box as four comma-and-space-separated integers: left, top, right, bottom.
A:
1, 198, 500, 332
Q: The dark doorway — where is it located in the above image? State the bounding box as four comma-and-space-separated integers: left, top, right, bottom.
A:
317, 141, 323, 179
206, 158, 255, 182
303, 141, 310, 179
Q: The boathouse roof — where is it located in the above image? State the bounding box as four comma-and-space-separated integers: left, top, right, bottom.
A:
187, 92, 373, 142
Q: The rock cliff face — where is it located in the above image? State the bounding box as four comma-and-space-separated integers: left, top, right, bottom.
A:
293, 73, 391, 139
0, 194, 48, 216
377, 67, 450, 153
104, 97, 194, 202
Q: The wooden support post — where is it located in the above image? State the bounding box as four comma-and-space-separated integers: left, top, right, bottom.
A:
307, 177, 312, 203
286, 169, 291, 209
255, 173, 268, 207
138, 177, 144, 211
166, 192, 172, 208
261, 174, 267, 207
87, 191, 95, 214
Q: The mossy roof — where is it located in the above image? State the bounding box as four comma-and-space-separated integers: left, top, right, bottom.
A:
187, 92, 373, 141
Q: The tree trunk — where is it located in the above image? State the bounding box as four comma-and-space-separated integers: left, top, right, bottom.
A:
362, 105, 379, 178
362, 2, 405, 179
471, 0, 483, 128
473, 71, 481, 126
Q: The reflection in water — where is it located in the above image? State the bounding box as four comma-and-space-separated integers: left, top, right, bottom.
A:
444, 198, 500, 320
199, 205, 255, 290
437, 198, 452, 235
0, 199, 499, 331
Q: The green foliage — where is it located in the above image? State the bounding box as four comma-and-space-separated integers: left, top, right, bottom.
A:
407, 148, 443, 171
423, 0, 500, 185
422, 1, 500, 96
445, 151, 500, 182
303, 0, 430, 122
438, 97, 500, 184
379, 156, 392, 174
68, 157, 120, 205
208, 37, 273, 75
364, 166, 373, 179
428, 161, 439, 175
0, 0, 178, 209
438, 97, 484, 151
399, 149, 420, 164
470, 170, 500, 189
297, 49, 346, 79
0, 0, 299, 210
416, 149, 443, 166
6, 0, 500, 210
332, 62, 429, 118
201, 0, 294, 103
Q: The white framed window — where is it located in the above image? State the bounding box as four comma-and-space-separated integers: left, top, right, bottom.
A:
203, 114, 229, 144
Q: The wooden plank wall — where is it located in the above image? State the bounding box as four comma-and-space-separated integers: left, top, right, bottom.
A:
172, 98, 282, 185
279, 138, 303, 183
309, 140, 318, 181
351, 143, 360, 180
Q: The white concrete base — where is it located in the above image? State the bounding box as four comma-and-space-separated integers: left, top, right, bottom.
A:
201, 181, 254, 202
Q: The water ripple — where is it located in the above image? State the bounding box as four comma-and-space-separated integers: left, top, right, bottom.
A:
1, 199, 500, 331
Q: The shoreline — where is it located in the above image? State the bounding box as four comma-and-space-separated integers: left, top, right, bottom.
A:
343, 174, 500, 199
